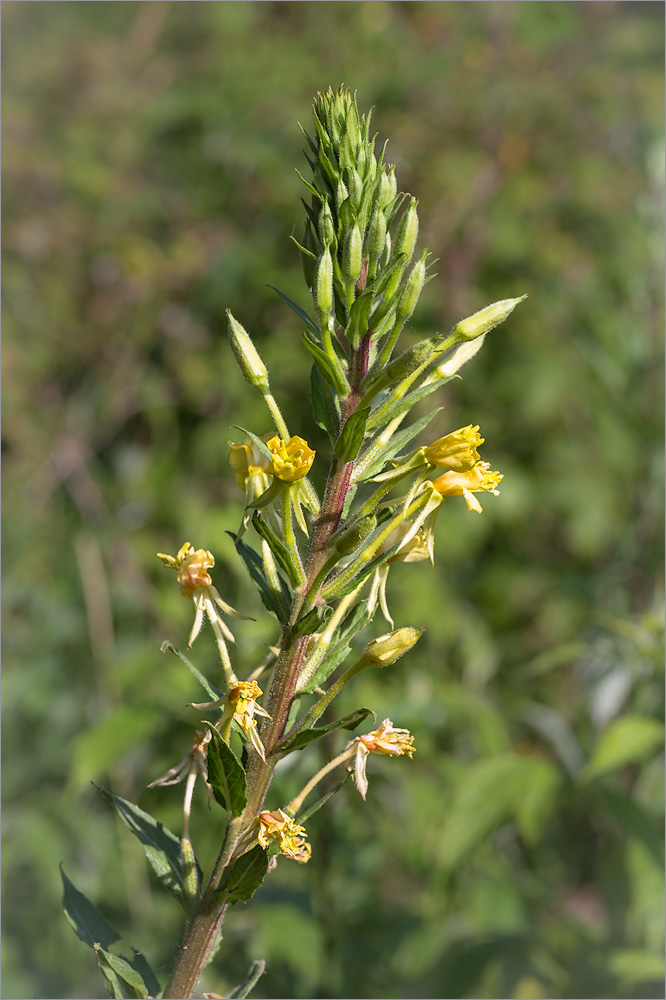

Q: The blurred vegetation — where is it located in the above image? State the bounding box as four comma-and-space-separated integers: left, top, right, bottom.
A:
2, 2, 664, 998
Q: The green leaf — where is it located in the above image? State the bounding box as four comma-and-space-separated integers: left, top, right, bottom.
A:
302, 332, 348, 395
297, 774, 352, 824
94, 946, 152, 1000
61, 866, 120, 950
206, 726, 247, 816
353, 406, 442, 482
267, 285, 319, 338
228, 532, 290, 624
95, 786, 192, 907
278, 707, 375, 754
335, 406, 370, 464
251, 511, 303, 588
594, 787, 664, 865
218, 845, 269, 904
227, 959, 267, 999
290, 604, 333, 641
160, 641, 224, 701
367, 374, 454, 432
609, 949, 666, 986
581, 715, 665, 781
230, 425, 273, 461
310, 364, 340, 439
345, 289, 375, 347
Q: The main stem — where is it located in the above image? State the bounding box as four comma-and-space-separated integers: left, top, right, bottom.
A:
162, 334, 371, 999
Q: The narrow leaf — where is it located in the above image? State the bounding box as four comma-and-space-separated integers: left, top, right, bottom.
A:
297, 774, 352, 825
311, 364, 340, 439
335, 406, 370, 464
346, 289, 375, 348
218, 845, 269, 905
94, 946, 151, 1000
367, 375, 454, 432
354, 407, 442, 483
61, 866, 120, 950
267, 285, 319, 338
302, 332, 348, 395
228, 533, 290, 624
206, 726, 247, 817
290, 604, 333, 641
278, 707, 375, 754
230, 426, 273, 461
227, 959, 267, 1000
251, 511, 302, 588
95, 786, 190, 906
160, 641, 223, 701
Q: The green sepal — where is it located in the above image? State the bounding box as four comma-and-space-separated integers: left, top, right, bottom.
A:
277, 707, 375, 755
226, 959, 267, 1000
311, 364, 341, 440
297, 774, 352, 825
302, 332, 349, 396
94, 946, 158, 1000
251, 510, 303, 589
267, 284, 320, 338
290, 604, 334, 641
217, 845, 269, 905
160, 640, 224, 701
205, 725, 247, 817
95, 786, 199, 909
335, 406, 370, 464
61, 866, 120, 950
228, 532, 291, 624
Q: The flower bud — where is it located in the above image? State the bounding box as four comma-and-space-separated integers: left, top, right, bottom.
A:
335, 178, 349, 213
343, 225, 363, 284
393, 197, 419, 263
315, 247, 334, 315
365, 206, 387, 265
227, 311, 269, 389
334, 513, 377, 556
318, 202, 336, 249
396, 251, 427, 323
363, 626, 423, 666
378, 338, 437, 389
455, 295, 527, 342
347, 169, 363, 211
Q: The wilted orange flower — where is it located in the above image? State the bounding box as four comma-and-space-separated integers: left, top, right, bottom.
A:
353, 718, 415, 800
256, 809, 311, 863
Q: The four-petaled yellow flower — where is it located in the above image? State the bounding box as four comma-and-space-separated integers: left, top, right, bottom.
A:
224, 680, 270, 761
256, 808, 311, 863
353, 718, 415, 800
423, 425, 484, 471
156, 542, 250, 680
267, 435, 315, 482
432, 462, 503, 514
228, 438, 273, 500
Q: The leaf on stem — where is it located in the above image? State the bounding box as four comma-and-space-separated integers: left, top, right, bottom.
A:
278, 707, 375, 754
225, 959, 267, 999
267, 285, 319, 338
161, 640, 224, 701
296, 773, 352, 825
228, 532, 291, 624
217, 845, 269, 905
61, 866, 120, 950
95, 786, 197, 908
94, 945, 158, 1000
335, 406, 371, 464
251, 510, 303, 589
205, 725, 248, 817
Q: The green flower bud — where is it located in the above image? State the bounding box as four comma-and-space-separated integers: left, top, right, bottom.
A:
343, 225, 363, 284
334, 513, 377, 556
318, 202, 336, 249
396, 251, 427, 323
394, 197, 419, 263
335, 178, 349, 213
364, 338, 437, 396
226, 311, 269, 389
363, 626, 424, 666
455, 295, 527, 342
365, 206, 387, 265
347, 169, 363, 211
315, 247, 334, 314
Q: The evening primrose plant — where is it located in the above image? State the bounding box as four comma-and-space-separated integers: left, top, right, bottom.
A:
63, 88, 525, 1000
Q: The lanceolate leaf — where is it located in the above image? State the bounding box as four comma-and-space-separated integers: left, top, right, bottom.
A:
95, 786, 194, 907
61, 866, 120, 950
297, 774, 352, 824
311, 364, 340, 439
206, 726, 247, 817
160, 641, 223, 701
353, 406, 442, 483
217, 845, 269, 905
278, 707, 375, 754
230, 425, 273, 461
267, 284, 319, 338
251, 511, 303, 588
335, 406, 370, 464
302, 331, 346, 393
367, 374, 454, 432
94, 946, 157, 1000
228, 532, 291, 624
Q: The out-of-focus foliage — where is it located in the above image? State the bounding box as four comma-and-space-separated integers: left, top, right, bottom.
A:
3, 2, 663, 998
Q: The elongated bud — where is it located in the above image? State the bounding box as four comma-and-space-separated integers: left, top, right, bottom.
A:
335, 178, 349, 213
227, 311, 269, 389
396, 251, 427, 323
343, 225, 363, 284
315, 247, 334, 314
394, 197, 419, 263
369, 339, 437, 394
455, 295, 527, 342
334, 513, 377, 556
365, 206, 387, 265
318, 202, 336, 249
363, 626, 424, 666
347, 169, 363, 211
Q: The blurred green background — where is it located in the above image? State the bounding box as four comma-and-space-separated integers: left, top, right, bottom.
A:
3, 2, 664, 998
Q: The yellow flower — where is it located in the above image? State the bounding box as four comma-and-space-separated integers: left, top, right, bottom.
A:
256, 808, 311, 863
431, 462, 503, 514
423, 425, 484, 472
353, 718, 415, 800
156, 542, 251, 680
225, 680, 270, 761
267, 434, 315, 483
228, 438, 273, 500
